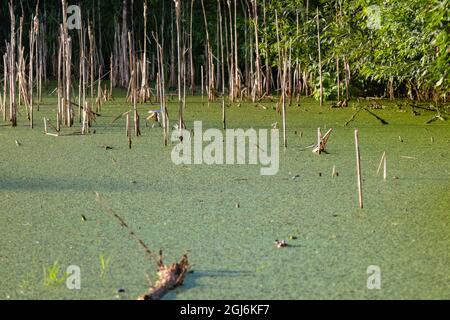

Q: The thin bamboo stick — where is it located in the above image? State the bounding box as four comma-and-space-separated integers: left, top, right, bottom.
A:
354, 129, 363, 209
376, 152, 386, 176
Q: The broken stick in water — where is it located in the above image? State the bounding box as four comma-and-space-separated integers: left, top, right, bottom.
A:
94, 192, 190, 300
354, 129, 363, 209
376, 152, 386, 176
313, 128, 333, 154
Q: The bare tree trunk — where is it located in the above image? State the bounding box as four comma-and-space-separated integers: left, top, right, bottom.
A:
175, 0, 185, 137
62, 0, 73, 127
169, 11, 176, 89
78, 20, 85, 123
252, 0, 262, 102
344, 57, 350, 100
88, 23, 95, 100
126, 30, 140, 137
218, 0, 226, 129
29, 13, 39, 129
121, 0, 130, 87
18, 16, 24, 108
227, 0, 235, 101
263, 0, 270, 96
9, 3, 17, 127
275, 10, 287, 149
316, 7, 323, 107
336, 57, 340, 101
57, 30, 62, 132
140, 0, 150, 102
233, 0, 239, 99
2, 53, 7, 122
200, 0, 214, 102
153, 31, 169, 146
189, 0, 195, 95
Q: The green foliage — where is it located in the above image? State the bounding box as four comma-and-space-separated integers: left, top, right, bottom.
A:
0, 0, 447, 100
313, 72, 337, 101
99, 254, 111, 278
259, 0, 448, 99
43, 262, 67, 287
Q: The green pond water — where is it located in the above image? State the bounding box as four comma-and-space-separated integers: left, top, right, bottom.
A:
0, 91, 449, 299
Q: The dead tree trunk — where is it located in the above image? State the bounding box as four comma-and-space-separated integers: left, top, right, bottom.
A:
316, 7, 323, 107
140, 0, 150, 102
153, 31, 169, 146
263, 0, 270, 96
218, 0, 226, 129
29, 13, 39, 129
2, 53, 7, 122
200, 0, 215, 102
251, 0, 262, 102
9, 3, 17, 127
189, 0, 195, 95
175, 0, 185, 136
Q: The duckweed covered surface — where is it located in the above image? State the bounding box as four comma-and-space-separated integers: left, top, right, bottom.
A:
0, 93, 449, 299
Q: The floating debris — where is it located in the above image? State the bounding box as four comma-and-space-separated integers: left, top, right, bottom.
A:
426, 114, 446, 124
332, 165, 339, 177
275, 240, 288, 248
331, 99, 348, 108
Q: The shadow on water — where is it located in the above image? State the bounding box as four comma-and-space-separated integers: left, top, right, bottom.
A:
163, 269, 254, 300
0, 176, 158, 193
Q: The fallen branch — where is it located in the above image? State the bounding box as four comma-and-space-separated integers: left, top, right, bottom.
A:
344, 107, 362, 127
44, 118, 60, 134
138, 251, 190, 300
313, 128, 333, 154
111, 110, 131, 125
426, 114, 446, 124
94, 192, 190, 300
